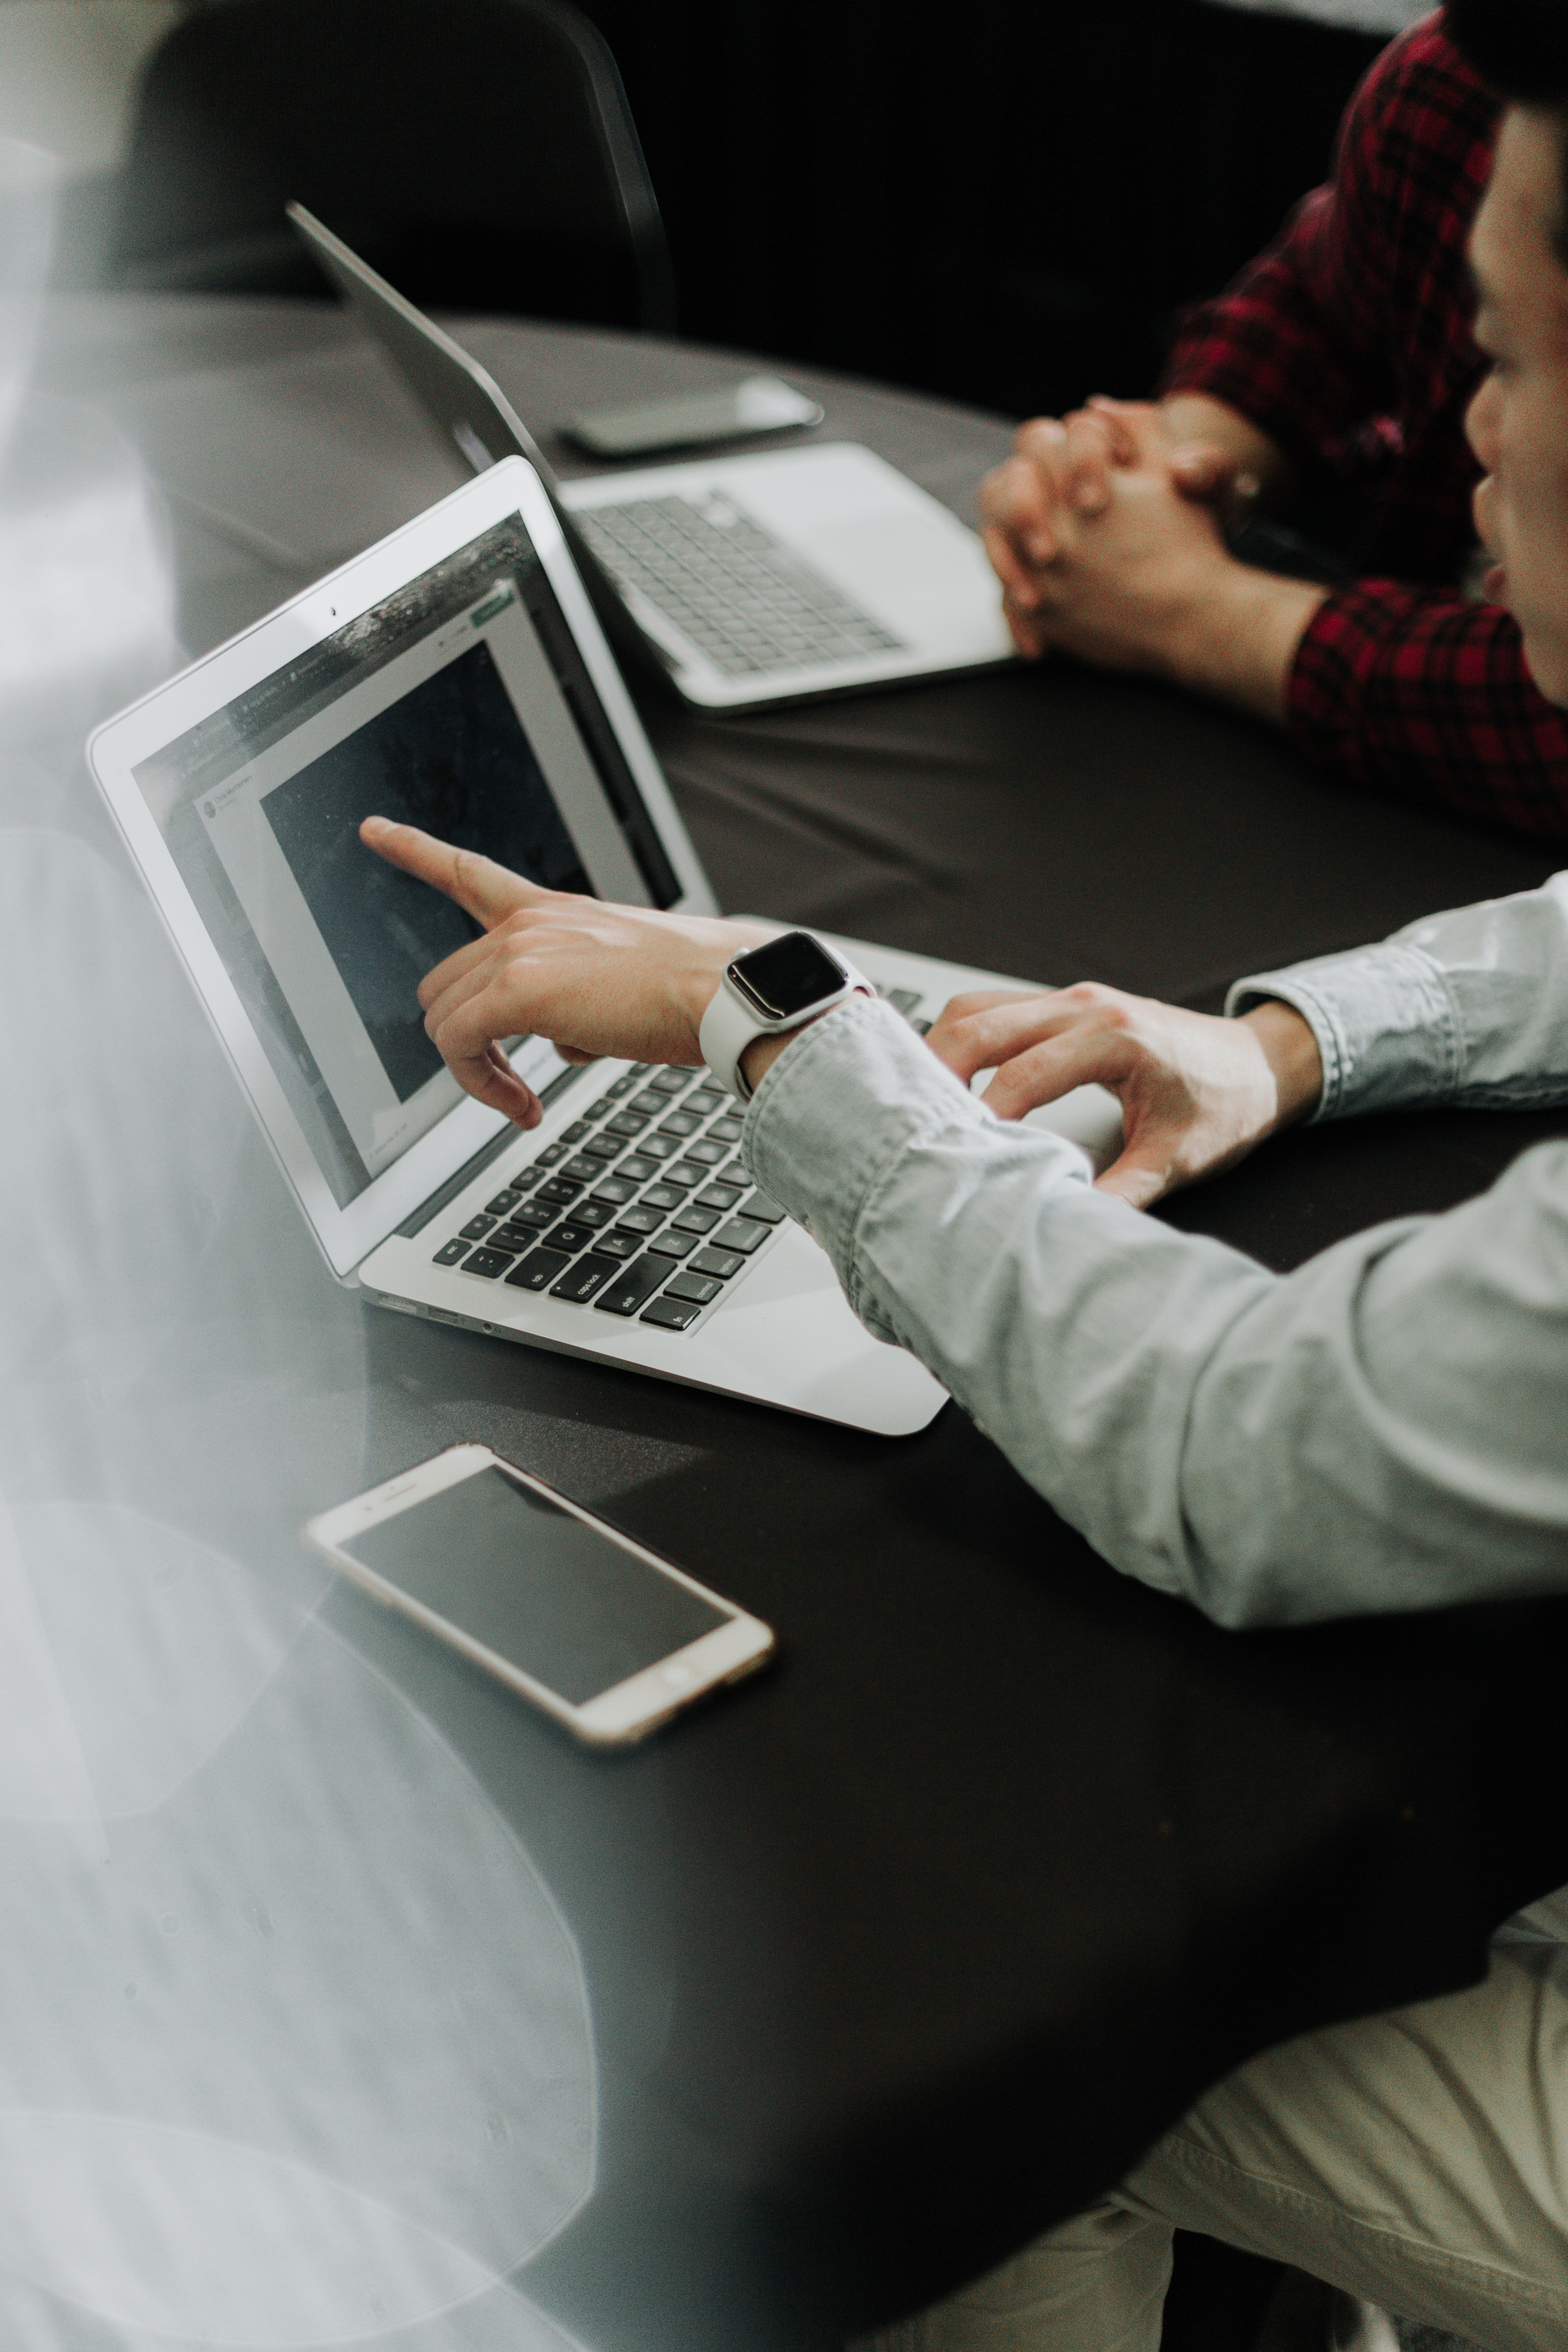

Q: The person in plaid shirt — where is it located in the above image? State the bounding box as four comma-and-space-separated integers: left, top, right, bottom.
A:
978, 4, 1568, 845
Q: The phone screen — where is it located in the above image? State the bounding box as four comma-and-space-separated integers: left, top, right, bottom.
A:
340, 1467, 728, 1704
564, 376, 823, 458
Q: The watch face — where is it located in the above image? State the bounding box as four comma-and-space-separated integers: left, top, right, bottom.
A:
729, 932, 849, 1022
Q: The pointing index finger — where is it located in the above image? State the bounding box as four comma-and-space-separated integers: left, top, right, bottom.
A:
359, 816, 546, 931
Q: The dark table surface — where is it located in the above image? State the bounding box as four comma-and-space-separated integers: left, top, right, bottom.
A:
10, 297, 1566, 2352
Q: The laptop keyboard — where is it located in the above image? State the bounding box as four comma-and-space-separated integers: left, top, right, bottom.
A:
572, 494, 907, 679
427, 988, 931, 1336
429, 1063, 785, 1334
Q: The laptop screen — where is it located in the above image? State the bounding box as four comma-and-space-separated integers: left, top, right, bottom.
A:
130, 518, 679, 1209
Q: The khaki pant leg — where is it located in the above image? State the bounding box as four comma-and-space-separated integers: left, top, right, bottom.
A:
858, 1940, 1568, 2352
854, 2196, 1173, 2352
1121, 1939, 1568, 2352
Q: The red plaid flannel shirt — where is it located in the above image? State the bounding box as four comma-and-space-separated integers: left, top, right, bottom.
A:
1161, 14, 1568, 844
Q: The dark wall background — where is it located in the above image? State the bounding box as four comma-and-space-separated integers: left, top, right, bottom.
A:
574, 0, 1389, 418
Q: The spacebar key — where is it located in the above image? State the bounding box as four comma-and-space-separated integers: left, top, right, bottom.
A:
594, 1254, 668, 1318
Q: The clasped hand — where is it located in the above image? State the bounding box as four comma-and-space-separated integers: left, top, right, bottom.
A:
363, 817, 1322, 1208
975, 394, 1325, 724
978, 398, 1243, 672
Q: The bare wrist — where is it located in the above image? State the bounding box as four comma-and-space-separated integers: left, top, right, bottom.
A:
1242, 1000, 1323, 1129
1159, 394, 1291, 505
1163, 561, 1327, 725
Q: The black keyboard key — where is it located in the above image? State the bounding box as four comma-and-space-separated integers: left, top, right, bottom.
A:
459, 1214, 497, 1241
584, 1095, 619, 1119
665, 1269, 722, 1306
738, 1190, 787, 1225
572, 1199, 614, 1230
639, 1133, 678, 1161
550, 1254, 617, 1304
714, 1216, 770, 1255
884, 986, 922, 1014
658, 1110, 701, 1138
710, 1116, 744, 1144
626, 1092, 666, 1118
685, 1138, 728, 1165
562, 1154, 605, 1182
591, 1175, 638, 1206
606, 1073, 638, 1099
691, 1246, 745, 1279
511, 1164, 546, 1192
910, 1016, 932, 1036
537, 1176, 584, 1207
463, 1247, 515, 1280
432, 1238, 469, 1266
696, 1181, 745, 1211
594, 1255, 669, 1317
617, 1204, 666, 1235
641, 1294, 701, 1331
607, 1108, 651, 1137
561, 1120, 591, 1144
595, 1230, 643, 1260
505, 1247, 573, 1291
687, 1088, 727, 1117
641, 1181, 684, 1211
543, 1220, 596, 1254
627, 1062, 651, 1077
493, 1213, 553, 1248
672, 1203, 721, 1235
648, 1067, 693, 1095
486, 1189, 522, 1216
619, 1153, 661, 1184
535, 1142, 567, 1167
647, 1229, 698, 1261
579, 1133, 623, 1162
664, 1161, 706, 1190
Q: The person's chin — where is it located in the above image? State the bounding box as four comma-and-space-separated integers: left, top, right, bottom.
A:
1517, 623, 1568, 710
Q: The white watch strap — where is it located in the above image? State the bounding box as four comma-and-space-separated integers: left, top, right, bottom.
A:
698, 978, 768, 1103
699, 955, 871, 1102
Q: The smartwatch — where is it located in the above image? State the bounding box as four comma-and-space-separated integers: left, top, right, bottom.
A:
699, 931, 871, 1102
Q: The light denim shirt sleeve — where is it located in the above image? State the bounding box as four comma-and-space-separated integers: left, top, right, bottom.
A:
1225, 869, 1568, 1119
741, 873, 1568, 1632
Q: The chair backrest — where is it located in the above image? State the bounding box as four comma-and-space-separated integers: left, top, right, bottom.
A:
109, 0, 676, 331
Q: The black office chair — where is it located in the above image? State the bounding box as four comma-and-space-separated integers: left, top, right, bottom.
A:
108, 0, 676, 332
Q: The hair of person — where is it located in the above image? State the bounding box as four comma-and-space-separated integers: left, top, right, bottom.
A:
1446, 0, 1568, 261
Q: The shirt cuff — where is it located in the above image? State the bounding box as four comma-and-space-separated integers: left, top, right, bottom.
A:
740, 994, 1093, 1337
1226, 943, 1461, 1121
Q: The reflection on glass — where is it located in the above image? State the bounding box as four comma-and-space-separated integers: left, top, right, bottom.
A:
0, 327, 600, 2341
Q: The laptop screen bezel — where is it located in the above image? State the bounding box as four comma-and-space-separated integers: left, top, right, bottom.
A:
87, 458, 717, 1279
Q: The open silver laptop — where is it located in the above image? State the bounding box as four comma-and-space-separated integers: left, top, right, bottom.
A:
90, 459, 1117, 1435
286, 203, 1013, 714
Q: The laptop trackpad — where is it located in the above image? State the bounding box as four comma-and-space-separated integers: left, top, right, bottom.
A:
806, 513, 1003, 638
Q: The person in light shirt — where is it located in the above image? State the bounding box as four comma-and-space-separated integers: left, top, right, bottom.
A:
361, 8, 1568, 2338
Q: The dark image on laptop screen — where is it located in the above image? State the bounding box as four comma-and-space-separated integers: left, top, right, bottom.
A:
261, 640, 590, 1103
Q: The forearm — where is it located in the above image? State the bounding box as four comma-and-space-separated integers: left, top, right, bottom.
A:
1160, 561, 1327, 726
745, 1000, 1568, 1626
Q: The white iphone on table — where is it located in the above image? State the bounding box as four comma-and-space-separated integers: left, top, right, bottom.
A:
306, 1444, 775, 1745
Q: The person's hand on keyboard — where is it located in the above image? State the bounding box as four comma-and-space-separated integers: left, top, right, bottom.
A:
361, 816, 770, 1124
923, 982, 1323, 1209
